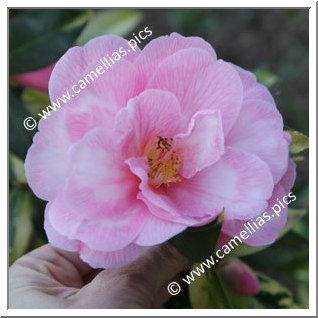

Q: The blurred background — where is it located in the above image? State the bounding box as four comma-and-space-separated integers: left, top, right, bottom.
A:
9, 8, 309, 309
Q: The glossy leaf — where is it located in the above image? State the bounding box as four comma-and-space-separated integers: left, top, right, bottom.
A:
189, 265, 233, 308
189, 265, 299, 308
242, 231, 308, 270
255, 273, 299, 308
9, 152, 27, 183
226, 293, 263, 309
9, 188, 33, 264
77, 9, 143, 46
285, 128, 309, 155
169, 210, 224, 262
254, 69, 279, 88
9, 88, 36, 160
291, 155, 305, 162
10, 9, 92, 74
21, 88, 51, 116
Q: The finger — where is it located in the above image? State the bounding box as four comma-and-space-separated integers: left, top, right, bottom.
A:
152, 273, 183, 308
16, 244, 94, 282
69, 242, 191, 308
118, 242, 192, 292
52, 245, 94, 277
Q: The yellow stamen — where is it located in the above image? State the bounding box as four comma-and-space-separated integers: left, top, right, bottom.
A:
145, 136, 182, 188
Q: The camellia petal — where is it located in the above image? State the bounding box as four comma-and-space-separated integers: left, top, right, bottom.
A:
173, 109, 224, 179
25, 109, 71, 201
135, 32, 217, 86
79, 243, 145, 270
135, 213, 187, 246
115, 89, 182, 157
147, 51, 243, 134
226, 99, 289, 184
222, 183, 287, 246
64, 128, 141, 219
129, 147, 273, 221
231, 63, 276, 106
48, 191, 147, 252
49, 35, 140, 104
45, 202, 145, 269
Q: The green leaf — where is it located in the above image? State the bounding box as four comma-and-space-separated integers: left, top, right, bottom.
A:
9, 88, 36, 160
30, 193, 47, 241
77, 9, 143, 46
285, 128, 309, 155
255, 273, 299, 308
291, 155, 305, 162
169, 210, 224, 262
21, 88, 51, 116
9, 152, 27, 184
231, 208, 307, 257
226, 292, 263, 309
9, 188, 34, 264
189, 266, 299, 309
189, 264, 299, 309
254, 69, 279, 88
189, 265, 233, 308
242, 231, 308, 270
292, 215, 309, 241
10, 9, 92, 74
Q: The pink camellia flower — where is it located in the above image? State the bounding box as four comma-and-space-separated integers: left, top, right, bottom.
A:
11, 62, 55, 92
25, 33, 296, 268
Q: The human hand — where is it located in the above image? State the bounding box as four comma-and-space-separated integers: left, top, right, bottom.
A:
9, 243, 191, 308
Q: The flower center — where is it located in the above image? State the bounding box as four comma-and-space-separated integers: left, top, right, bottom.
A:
145, 136, 182, 188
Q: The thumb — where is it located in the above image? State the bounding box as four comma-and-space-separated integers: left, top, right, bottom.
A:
127, 242, 192, 291
70, 242, 191, 308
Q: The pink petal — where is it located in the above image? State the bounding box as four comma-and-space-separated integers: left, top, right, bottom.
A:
147, 52, 243, 135
49, 35, 140, 108
188, 147, 274, 220
25, 110, 71, 201
283, 131, 292, 145
83, 34, 140, 63
127, 157, 216, 225
76, 207, 146, 252
212, 148, 274, 219
135, 213, 187, 246
44, 203, 80, 252
45, 198, 145, 269
135, 32, 217, 87
174, 109, 224, 179
279, 159, 297, 193
226, 99, 289, 184
64, 128, 140, 219
79, 243, 145, 269
221, 157, 296, 247
115, 89, 182, 157
11, 63, 55, 92
63, 59, 141, 142
129, 147, 273, 222
48, 192, 147, 252
222, 183, 288, 246
140, 147, 273, 221
231, 63, 276, 106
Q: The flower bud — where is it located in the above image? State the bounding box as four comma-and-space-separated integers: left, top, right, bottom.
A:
218, 258, 260, 296
11, 63, 55, 92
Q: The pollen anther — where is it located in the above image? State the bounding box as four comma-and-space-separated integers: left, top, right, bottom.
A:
145, 136, 182, 188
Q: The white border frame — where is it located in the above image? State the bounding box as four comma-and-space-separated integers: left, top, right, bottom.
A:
2, 1, 316, 316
